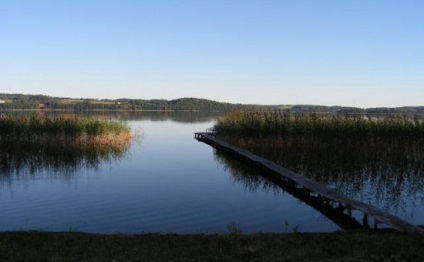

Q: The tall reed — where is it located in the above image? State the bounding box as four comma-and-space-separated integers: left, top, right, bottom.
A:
214, 112, 424, 212
214, 112, 424, 141
0, 115, 135, 148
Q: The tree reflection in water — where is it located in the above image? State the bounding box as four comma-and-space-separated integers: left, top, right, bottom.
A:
217, 135, 424, 217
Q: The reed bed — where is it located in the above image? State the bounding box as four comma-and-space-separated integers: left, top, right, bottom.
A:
0, 115, 136, 148
221, 135, 424, 210
214, 112, 424, 213
214, 111, 424, 140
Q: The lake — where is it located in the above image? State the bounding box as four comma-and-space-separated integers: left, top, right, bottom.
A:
1, 112, 423, 233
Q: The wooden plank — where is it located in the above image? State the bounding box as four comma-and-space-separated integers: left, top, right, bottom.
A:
195, 132, 424, 234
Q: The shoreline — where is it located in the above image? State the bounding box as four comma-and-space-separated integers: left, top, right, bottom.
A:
1, 230, 423, 261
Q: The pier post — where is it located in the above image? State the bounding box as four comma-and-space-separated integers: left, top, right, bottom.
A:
374, 219, 379, 230
363, 214, 368, 227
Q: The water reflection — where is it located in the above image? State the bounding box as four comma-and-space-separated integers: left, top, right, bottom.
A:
0, 112, 347, 233
214, 149, 281, 195
109, 111, 221, 123
0, 140, 131, 178
214, 149, 365, 230
1, 111, 220, 123
220, 136, 424, 217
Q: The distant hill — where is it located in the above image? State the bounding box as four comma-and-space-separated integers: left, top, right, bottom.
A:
1, 93, 423, 114
0, 93, 264, 112
275, 104, 424, 114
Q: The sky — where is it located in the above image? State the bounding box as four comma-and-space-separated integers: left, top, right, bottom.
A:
1, 0, 423, 108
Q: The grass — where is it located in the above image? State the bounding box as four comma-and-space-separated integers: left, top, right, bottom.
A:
214, 111, 424, 140
0, 115, 138, 175
213, 112, 424, 198
0, 115, 136, 148
217, 135, 424, 201
214, 111, 424, 218
0, 231, 423, 261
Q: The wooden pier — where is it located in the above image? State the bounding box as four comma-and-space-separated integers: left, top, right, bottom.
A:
195, 132, 424, 234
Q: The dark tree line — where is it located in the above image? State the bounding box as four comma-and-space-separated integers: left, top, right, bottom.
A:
0, 94, 263, 112
1, 93, 423, 114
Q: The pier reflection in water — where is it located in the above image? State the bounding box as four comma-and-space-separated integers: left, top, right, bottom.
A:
1, 113, 341, 234
2, 111, 423, 233
219, 136, 424, 224
214, 149, 366, 230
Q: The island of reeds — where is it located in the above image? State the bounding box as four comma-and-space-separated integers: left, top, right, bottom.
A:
0, 115, 138, 175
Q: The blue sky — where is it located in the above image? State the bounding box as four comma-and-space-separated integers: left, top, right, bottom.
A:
1, 0, 423, 107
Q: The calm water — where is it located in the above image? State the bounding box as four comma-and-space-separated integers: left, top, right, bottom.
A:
1, 112, 423, 233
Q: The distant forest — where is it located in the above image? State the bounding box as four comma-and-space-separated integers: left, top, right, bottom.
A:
1, 93, 424, 114
0, 93, 260, 112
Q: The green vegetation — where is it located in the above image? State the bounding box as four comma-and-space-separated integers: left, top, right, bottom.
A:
226, 222, 244, 235
0, 115, 133, 147
0, 93, 262, 112
2, 93, 424, 114
0, 231, 423, 261
219, 135, 424, 208
214, 111, 424, 140
214, 111, 424, 213
0, 115, 137, 175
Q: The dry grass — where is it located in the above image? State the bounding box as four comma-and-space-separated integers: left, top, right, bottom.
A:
74, 131, 139, 150
0, 115, 138, 150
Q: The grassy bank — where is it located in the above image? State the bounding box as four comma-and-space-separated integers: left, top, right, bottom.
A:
0, 231, 423, 261
214, 111, 424, 140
